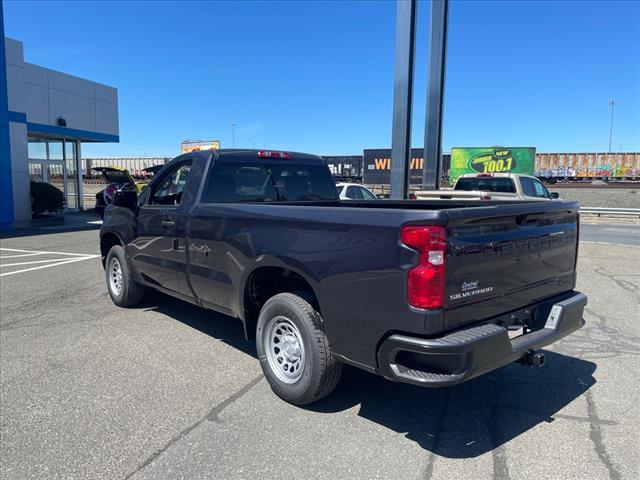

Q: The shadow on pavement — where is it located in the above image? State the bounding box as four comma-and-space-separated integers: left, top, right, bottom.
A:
139, 294, 597, 459
140, 293, 258, 359
310, 353, 597, 458
0, 212, 102, 240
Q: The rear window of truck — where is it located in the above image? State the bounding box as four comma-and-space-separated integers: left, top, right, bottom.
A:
455, 177, 516, 193
201, 162, 338, 203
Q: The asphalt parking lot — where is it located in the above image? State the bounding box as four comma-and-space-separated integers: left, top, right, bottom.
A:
1, 224, 638, 480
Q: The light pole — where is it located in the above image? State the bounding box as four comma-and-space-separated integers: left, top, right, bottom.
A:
608, 99, 616, 153
232, 123, 236, 148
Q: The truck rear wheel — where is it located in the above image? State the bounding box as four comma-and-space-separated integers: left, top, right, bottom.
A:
256, 292, 342, 405
105, 245, 144, 307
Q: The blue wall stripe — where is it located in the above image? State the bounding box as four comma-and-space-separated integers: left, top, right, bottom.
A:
26, 122, 119, 143
1, 0, 16, 229
8, 110, 26, 123
9, 110, 118, 142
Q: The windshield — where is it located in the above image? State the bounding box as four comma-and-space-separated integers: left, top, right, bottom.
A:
455, 177, 516, 193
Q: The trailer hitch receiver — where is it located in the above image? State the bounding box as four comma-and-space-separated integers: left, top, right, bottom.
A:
520, 350, 545, 367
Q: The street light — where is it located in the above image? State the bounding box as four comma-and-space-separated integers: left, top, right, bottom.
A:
232, 123, 236, 148
608, 99, 616, 153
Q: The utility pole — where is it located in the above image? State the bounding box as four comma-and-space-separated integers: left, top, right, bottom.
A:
232, 122, 236, 148
422, 0, 449, 190
608, 99, 616, 153
389, 0, 417, 199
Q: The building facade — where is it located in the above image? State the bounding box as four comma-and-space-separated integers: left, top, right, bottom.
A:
1, 31, 119, 229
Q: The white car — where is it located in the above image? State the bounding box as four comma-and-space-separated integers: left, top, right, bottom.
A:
336, 183, 378, 200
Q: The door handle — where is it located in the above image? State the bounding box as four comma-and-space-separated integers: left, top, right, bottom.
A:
161, 220, 175, 228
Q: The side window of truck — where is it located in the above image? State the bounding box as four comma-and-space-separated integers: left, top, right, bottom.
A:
520, 177, 549, 198
532, 179, 551, 198
148, 161, 192, 206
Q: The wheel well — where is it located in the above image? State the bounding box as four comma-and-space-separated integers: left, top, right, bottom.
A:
243, 267, 319, 340
100, 233, 122, 266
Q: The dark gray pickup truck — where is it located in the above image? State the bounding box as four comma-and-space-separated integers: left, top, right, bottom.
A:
100, 149, 587, 405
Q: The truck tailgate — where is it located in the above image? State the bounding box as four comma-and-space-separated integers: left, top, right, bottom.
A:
443, 201, 579, 330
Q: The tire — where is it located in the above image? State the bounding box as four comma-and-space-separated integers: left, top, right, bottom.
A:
256, 292, 342, 405
105, 245, 144, 307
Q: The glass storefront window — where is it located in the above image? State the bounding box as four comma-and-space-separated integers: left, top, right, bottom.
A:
27, 137, 82, 211
65, 141, 78, 209
29, 163, 44, 182
47, 140, 64, 161
28, 138, 48, 160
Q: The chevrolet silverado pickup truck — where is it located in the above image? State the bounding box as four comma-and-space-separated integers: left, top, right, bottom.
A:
100, 149, 586, 405
414, 173, 561, 201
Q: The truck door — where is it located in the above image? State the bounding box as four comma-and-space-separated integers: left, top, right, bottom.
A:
128, 159, 192, 294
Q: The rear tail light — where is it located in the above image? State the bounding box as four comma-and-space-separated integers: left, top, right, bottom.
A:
400, 225, 447, 309
258, 150, 290, 159
476, 173, 494, 177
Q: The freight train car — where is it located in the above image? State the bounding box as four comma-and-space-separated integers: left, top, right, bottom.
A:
535, 152, 640, 181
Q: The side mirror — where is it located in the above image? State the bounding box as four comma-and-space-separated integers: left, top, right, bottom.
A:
114, 189, 138, 208
550, 192, 560, 199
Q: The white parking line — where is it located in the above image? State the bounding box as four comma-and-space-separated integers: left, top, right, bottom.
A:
0, 252, 51, 259
2, 258, 99, 267
0, 248, 100, 277
0, 248, 98, 257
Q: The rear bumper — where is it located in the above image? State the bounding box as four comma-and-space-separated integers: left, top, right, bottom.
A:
377, 291, 587, 387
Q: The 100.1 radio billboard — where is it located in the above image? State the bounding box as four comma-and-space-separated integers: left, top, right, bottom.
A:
449, 147, 536, 182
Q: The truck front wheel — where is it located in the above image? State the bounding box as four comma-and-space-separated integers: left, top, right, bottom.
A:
105, 245, 144, 307
256, 293, 342, 405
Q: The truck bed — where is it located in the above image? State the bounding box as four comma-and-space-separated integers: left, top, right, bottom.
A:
184, 197, 579, 369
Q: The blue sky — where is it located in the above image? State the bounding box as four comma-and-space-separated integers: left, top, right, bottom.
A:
4, 0, 640, 157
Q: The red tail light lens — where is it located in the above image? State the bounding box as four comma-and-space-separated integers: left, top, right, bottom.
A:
400, 225, 447, 309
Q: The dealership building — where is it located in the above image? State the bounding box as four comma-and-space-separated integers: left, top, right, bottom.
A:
1, 30, 119, 229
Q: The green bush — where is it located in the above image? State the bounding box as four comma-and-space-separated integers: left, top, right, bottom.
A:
30, 181, 64, 215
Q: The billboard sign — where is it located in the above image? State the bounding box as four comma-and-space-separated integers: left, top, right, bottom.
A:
181, 140, 221, 154
449, 147, 536, 183
363, 148, 428, 185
